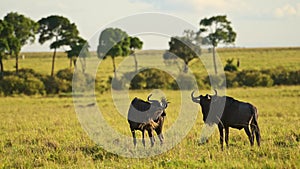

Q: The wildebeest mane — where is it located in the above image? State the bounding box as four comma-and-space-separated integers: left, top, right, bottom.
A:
131, 97, 151, 112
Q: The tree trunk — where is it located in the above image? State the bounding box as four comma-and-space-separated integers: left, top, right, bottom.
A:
212, 46, 218, 75
15, 53, 19, 74
133, 53, 138, 72
73, 58, 77, 69
112, 56, 117, 79
79, 57, 86, 74
51, 47, 57, 77
0, 57, 3, 78
183, 61, 188, 73
69, 58, 72, 68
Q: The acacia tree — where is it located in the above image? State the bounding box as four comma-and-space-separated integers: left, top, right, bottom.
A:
168, 30, 201, 73
129, 36, 143, 72
66, 36, 89, 73
97, 28, 130, 78
198, 15, 236, 74
0, 20, 11, 77
3, 12, 38, 74
38, 15, 79, 76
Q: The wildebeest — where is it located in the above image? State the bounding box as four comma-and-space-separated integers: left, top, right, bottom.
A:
191, 90, 260, 149
128, 94, 168, 147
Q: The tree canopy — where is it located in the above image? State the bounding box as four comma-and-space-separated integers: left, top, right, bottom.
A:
66, 36, 89, 73
38, 15, 80, 76
198, 15, 237, 74
0, 20, 11, 77
3, 12, 38, 73
168, 30, 201, 73
97, 28, 129, 59
97, 28, 132, 78
199, 15, 236, 47
129, 36, 143, 72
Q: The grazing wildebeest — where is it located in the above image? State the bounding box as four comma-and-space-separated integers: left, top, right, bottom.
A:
191, 90, 260, 149
128, 94, 168, 147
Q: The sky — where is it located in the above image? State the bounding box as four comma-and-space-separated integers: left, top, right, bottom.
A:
1, 0, 300, 51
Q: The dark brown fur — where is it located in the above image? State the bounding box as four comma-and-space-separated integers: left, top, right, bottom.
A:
191, 90, 261, 150
128, 96, 167, 147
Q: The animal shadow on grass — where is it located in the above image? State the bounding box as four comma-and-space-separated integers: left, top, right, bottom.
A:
80, 145, 119, 161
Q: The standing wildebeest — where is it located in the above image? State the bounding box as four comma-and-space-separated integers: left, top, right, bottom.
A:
191, 90, 260, 149
128, 94, 168, 147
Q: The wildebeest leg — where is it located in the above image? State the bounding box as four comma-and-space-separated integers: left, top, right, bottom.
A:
255, 126, 261, 147
251, 124, 261, 146
256, 126, 261, 146
155, 127, 164, 145
158, 133, 164, 145
218, 125, 224, 150
131, 130, 137, 146
244, 127, 254, 146
225, 127, 229, 147
251, 106, 261, 146
142, 130, 145, 147
147, 129, 155, 147
250, 124, 256, 146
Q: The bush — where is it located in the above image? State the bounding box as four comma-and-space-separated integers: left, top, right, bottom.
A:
193, 73, 209, 90
128, 73, 146, 90
224, 72, 239, 88
23, 77, 45, 95
236, 70, 274, 87
236, 70, 260, 87
264, 67, 300, 85
0, 76, 26, 95
289, 70, 300, 85
224, 59, 238, 72
0, 68, 98, 95
129, 69, 175, 90
257, 74, 274, 87
0, 75, 45, 95
56, 68, 74, 81
266, 67, 290, 85
42, 76, 70, 94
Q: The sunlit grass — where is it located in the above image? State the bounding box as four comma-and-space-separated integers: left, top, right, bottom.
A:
0, 86, 299, 168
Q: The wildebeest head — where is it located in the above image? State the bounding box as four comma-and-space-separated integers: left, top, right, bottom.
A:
191, 90, 217, 122
147, 94, 169, 120
147, 94, 169, 109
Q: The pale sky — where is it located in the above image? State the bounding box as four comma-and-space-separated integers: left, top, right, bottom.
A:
1, 0, 300, 51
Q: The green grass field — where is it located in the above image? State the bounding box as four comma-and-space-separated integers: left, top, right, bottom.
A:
0, 48, 300, 168
0, 87, 299, 168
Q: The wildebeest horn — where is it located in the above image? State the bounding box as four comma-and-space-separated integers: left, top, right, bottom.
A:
147, 94, 153, 102
213, 89, 218, 96
191, 90, 201, 103
191, 91, 198, 100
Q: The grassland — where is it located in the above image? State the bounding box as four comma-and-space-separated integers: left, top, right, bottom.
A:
0, 47, 300, 168
0, 87, 299, 168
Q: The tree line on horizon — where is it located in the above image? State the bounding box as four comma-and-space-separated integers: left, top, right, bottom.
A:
0, 12, 299, 95
0, 12, 89, 78
0, 11, 238, 89
97, 15, 236, 80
